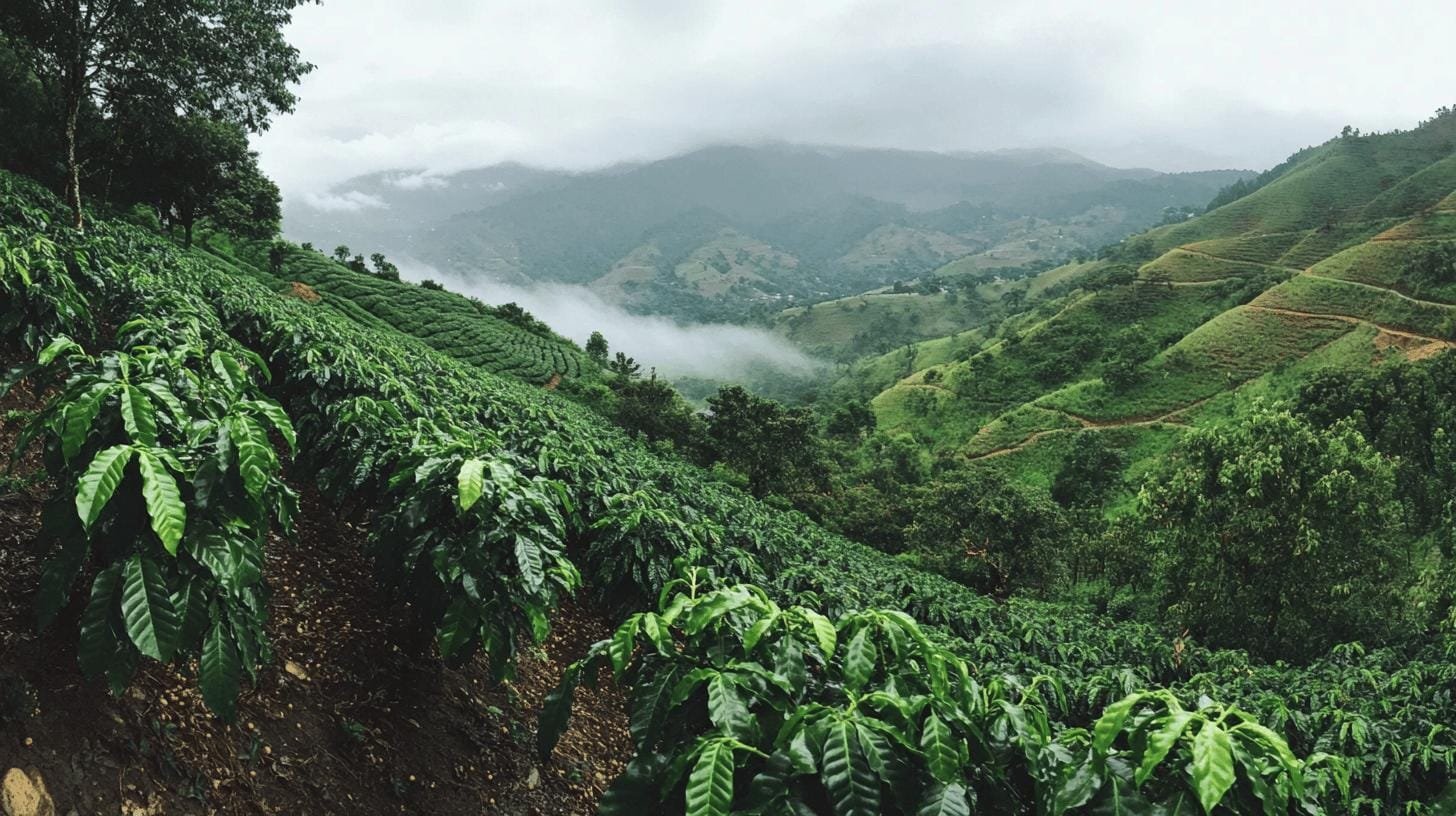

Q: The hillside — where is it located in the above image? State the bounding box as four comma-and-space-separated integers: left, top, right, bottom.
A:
5, 167, 1454, 813
857, 112, 1456, 488
288, 145, 1248, 322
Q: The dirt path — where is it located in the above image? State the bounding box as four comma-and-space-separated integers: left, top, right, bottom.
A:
965, 398, 1209, 462
1245, 303, 1455, 347
1301, 270, 1456, 310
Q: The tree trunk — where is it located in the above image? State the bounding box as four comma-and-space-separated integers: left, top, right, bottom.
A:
64, 88, 83, 231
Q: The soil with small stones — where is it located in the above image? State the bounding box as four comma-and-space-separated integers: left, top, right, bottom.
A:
0, 348, 630, 815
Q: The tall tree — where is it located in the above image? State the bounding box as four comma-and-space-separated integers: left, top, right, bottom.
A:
1139, 405, 1406, 660
0, 0, 314, 229
706, 386, 822, 499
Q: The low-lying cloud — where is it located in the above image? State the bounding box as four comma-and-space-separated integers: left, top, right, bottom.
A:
397, 260, 822, 382
302, 190, 388, 212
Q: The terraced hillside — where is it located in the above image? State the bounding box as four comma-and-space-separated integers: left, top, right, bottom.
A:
863, 111, 1456, 486
265, 246, 598, 385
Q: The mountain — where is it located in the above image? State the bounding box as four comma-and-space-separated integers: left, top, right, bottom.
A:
284, 145, 1250, 322
844, 110, 1456, 484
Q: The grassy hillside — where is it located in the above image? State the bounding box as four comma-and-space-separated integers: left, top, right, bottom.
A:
852, 112, 1456, 490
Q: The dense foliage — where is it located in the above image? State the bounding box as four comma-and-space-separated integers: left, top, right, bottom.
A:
4, 171, 1455, 811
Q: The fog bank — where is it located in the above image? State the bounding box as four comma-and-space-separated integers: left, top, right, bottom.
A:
397, 260, 823, 382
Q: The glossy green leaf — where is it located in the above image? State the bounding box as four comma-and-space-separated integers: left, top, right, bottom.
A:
685, 739, 735, 816
120, 384, 157, 445
121, 555, 180, 662
823, 719, 879, 816
137, 449, 185, 554
457, 458, 485, 512
75, 444, 133, 530
920, 712, 959, 783
200, 617, 241, 721
1192, 721, 1236, 814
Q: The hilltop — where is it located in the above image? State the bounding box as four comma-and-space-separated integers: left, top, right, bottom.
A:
285, 144, 1248, 322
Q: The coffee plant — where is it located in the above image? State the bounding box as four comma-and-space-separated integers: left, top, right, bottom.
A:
540, 566, 1334, 814
369, 422, 579, 677
11, 317, 296, 719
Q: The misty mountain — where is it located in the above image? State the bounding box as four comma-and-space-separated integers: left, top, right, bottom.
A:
285, 144, 1251, 321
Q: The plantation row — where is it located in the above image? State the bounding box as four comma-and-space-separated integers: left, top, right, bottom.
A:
2, 171, 1452, 812
275, 248, 592, 383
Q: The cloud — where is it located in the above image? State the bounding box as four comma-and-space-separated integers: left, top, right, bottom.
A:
395, 258, 823, 382
255, 0, 1456, 195
301, 190, 388, 212
385, 171, 450, 190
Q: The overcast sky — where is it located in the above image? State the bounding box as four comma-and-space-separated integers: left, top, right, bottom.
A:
255, 0, 1456, 197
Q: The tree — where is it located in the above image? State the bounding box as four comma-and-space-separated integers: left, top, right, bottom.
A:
825, 401, 876, 439
370, 252, 400, 280
333, 246, 351, 263
1138, 405, 1406, 660
585, 331, 609, 366
611, 372, 705, 452
705, 386, 822, 499
608, 352, 641, 380
1051, 432, 1124, 508
904, 467, 1067, 595
107, 111, 279, 246
1, 0, 314, 229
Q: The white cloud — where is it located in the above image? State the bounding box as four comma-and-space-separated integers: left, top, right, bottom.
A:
300, 190, 388, 212
254, 0, 1456, 195
386, 171, 451, 190
396, 258, 822, 381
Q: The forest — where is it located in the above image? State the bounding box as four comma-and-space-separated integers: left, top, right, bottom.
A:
1, 2, 1455, 815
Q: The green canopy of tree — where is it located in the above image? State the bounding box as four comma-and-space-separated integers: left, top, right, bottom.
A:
1138, 405, 1407, 660
706, 386, 823, 499
1, 0, 314, 228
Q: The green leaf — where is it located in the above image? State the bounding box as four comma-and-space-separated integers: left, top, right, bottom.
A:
1092, 691, 1142, 754
609, 615, 639, 676
77, 565, 122, 678
248, 399, 296, 453
137, 450, 185, 555
515, 535, 545, 592
121, 555, 180, 662
708, 674, 753, 740
538, 664, 579, 760
1136, 710, 1195, 786
920, 712, 959, 783
629, 663, 680, 747
800, 608, 837, 659
1191, 721, 1236, 814
437, 597, 479, 659
75, 444, 133, 530
186, 530, 264, 591
231, 415, 275, 500
59, 382, 109, 462
120, 385, 157, 446
457, 458, 485, 512
34, 534, 88, 630
685, 739, 735, 816
200, 617, 241, 721
843, 627, 876, 691
917, 783, 970, 816
823, 719, 879, 816
37, 335, 80, 365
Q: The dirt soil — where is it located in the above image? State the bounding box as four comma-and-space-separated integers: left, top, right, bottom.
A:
0, 352, 630, 815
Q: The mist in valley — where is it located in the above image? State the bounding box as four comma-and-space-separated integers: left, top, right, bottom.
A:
396, 259, 823, 383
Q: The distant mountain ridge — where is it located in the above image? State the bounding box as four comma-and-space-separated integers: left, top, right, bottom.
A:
285, 144, 1250, 321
